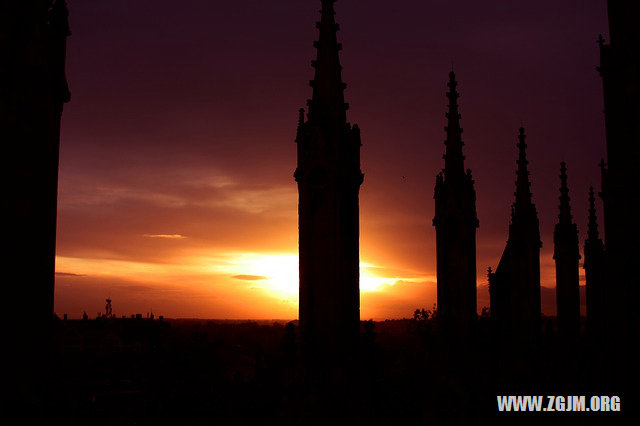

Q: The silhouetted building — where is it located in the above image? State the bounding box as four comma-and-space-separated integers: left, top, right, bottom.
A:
488, 128, 541, 339
597, 0, 640, 362
2, 1, 70, 330
584, 186, 606, 338
553, 162, 581, 337
294, 0, 364, 362
433, 72, 478, 335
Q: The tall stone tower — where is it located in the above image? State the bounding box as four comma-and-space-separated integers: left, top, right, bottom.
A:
553, 162, 581, 337
488, 128, 541, 339
597, 0, 640, 348
2, 1, 70, 328
584, 186, 605, 338
597, 2, 640, 388
433, 72, 478, 335
294, 0, 364, 361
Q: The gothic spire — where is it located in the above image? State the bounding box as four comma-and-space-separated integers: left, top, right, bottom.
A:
558, 162, 573, 224
514, 127, 533, 209
444, 71, 465, 179
587, 186, 600, 241
307, 0, 348, 126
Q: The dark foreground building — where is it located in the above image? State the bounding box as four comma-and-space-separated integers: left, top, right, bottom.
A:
488, 128, 541, 339
433, 72, 478, 336
597, 0, 640, 388
553, 162, 581, 337
1, 0, 70, 415
1, 1, 70, 332
294, 0, 364, 362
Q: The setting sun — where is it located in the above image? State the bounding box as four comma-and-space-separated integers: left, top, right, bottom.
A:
211, 252, 426, 296
211, 253, 299, 299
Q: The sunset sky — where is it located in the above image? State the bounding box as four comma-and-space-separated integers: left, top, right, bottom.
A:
55, 0, 608, 319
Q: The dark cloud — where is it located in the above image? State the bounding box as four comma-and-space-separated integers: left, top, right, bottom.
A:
55, 272, 86, 277
232, 275, 268, 281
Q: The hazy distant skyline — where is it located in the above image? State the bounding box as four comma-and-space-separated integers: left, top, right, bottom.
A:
56, 0, 607, 318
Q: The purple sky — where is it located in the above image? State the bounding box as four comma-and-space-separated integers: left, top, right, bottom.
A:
55, 0, 609, 318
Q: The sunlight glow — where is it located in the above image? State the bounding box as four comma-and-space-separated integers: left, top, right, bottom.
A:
56, 252, 431, 319
211, 253, 424, 297
215, 253, 299, 299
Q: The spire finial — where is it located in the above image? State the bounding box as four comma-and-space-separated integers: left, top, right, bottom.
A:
558, 161, 572, 224
443, 71, 464, 178
307, 0, 347, 125
587, 186, 600, 240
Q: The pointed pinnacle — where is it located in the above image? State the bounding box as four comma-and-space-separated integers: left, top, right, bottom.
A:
517, 127, 527, 158
447, 71, 460, 110
514, 127, 532, 207
308, 0, 347, 125
443, 72, 464, 178
558, 161, 572, 224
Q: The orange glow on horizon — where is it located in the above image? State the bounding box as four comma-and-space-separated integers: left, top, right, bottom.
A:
55, 251, 434, 319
